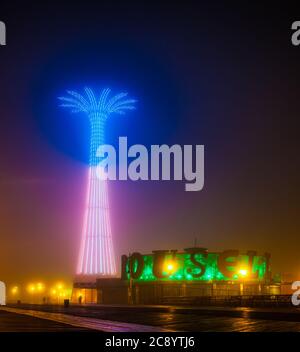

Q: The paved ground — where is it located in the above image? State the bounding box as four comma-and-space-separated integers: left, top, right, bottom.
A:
3, 304, 300, 332
0, 307, 171, 332
0, 309, 91, 332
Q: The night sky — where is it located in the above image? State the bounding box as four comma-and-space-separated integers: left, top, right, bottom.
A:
0, 1, 299, 286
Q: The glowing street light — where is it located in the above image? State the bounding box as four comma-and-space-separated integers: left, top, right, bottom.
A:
56, 283, 63, 290
27, 284, 35, 293
50, 282, 70, 304
238, 268, 248, 296
167, 263, 174, 271
239, 269, 248, 278
164, 261, 177, 275
11, 286, 19, 295
37, 282, 45, 292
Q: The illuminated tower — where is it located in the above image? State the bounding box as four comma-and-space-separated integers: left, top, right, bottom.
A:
58, 88, 136, 275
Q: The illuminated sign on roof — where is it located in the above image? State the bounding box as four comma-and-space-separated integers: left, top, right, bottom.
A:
121, 248, 270, 282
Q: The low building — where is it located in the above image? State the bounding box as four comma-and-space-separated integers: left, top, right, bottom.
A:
72, 247, 282, 305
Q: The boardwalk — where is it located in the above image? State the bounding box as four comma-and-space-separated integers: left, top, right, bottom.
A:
0, 309, 91, 332
1, 304, 300, 332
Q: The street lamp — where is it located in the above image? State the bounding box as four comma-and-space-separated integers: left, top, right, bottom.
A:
50, 282, 66, 304
164, 260, 177, 275
37, 283, 45, 291
27, 284, 36, 304
239, 269, 248, 278
11, 286, 19, 302
11, 286, 18, 295
28, 284, 35, 293
238, 268, 248, 296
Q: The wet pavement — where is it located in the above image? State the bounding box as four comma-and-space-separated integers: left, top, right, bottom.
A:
1, 307, 171, 332
3, 304, 300, 332
0, 309, 91, 332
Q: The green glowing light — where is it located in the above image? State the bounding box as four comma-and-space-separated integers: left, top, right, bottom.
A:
125, 252, 267, 282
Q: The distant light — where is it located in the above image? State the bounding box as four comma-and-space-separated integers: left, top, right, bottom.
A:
11, 286, 18, 295
239, 269, 248, 277
164, 261, 177, 274
37, 283, 45, 292
28, 284, 35, 293
56, 283, 63, 290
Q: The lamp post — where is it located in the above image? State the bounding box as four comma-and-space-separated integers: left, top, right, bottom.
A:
11, 286, 19, 303
51, 283, 66, 304
27, 284, 36, 304
238, 268, 248, 296
164, 260, 177, 277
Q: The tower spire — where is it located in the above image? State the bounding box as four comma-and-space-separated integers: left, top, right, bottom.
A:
58, 87, 136, 275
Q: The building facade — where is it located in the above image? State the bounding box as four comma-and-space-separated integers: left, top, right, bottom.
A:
73, 247, 282, 305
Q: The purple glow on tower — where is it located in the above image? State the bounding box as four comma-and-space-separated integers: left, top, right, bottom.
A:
58, 88, 136, 275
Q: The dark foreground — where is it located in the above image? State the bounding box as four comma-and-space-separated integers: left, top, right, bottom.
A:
2, 303, 300, 332
0, 309, 91, 332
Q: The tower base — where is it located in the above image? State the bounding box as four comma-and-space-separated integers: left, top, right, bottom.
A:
71, 274, 118, 304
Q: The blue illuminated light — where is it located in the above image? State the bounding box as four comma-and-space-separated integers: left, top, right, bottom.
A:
59, 88, 137, 165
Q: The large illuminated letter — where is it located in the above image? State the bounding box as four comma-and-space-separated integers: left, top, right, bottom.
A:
185, 247, 207, 278
218, 250, 239, 279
